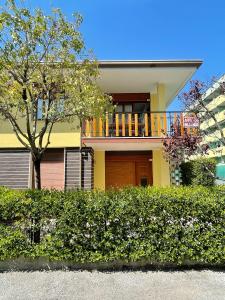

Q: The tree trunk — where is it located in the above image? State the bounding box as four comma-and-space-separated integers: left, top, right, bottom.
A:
31, 218, 41, 244
79, 120, 83, 189
32, 157, 41, 243
34, 158, 41, 190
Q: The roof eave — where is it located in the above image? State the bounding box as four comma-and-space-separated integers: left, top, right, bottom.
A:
98, 60, 203, 69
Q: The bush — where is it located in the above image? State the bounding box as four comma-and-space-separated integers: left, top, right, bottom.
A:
181, 158, 217, 186
0, 186, 224, 265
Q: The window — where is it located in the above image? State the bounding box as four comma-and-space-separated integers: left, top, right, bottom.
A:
114, 102, 150, 114
133, 102, 150, 113
124, 104, 132, 113
37, 98, 64, 120
37, 99, 46, 120
115, 104, 123, 113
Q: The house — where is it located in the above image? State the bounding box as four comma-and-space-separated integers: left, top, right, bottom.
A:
0, 60, 202, 190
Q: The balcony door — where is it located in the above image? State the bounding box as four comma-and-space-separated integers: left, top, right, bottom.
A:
109, 102, 150, 137
114, 102, 150, 115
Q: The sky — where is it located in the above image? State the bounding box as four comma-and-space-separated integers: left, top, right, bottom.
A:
15, 0, 225, 109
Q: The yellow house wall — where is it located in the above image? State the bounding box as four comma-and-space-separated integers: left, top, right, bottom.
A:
157, 84, 167, 110
93, 149, 170, 190
151, 84, 167, 111
152, 149, 170, 186
151, 94, 158, 111
0, 118, 81, 148
94, 151, 105, 190
151, 85, 172, 186
0, 133, 81, 148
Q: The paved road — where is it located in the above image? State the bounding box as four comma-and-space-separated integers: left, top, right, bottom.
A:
0, 270, 225, 300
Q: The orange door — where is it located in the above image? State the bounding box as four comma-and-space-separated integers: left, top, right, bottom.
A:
135, 161, 153, 187
106, 161, 135, 188
40, 149, 64, 190
105, 151, 152, 189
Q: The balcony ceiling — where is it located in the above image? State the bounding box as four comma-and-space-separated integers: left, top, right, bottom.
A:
82, 137, 163, 151
97, 60, 202, 105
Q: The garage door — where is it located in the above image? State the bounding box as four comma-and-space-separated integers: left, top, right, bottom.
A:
105, 151, 152, 189
41, 149, 64, 190
106, 160, 136, 188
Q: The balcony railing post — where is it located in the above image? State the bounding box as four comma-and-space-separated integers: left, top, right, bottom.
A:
187, 126, 191, 135
135, 114, 138, 137
86, 120, 90, 137
116, 114, 119, 137
157, 113, 161, 136
93, 118, 96, 137
180, 113, 184, 136
163, 112, 167, 135
122, 113, 126, 137
168, 112, 172, 135
128, 113, 132, 136
173, 112, 177, 134
145, 113, 148, 136
99, 118, 103, 137
174, 112, 177, 125
151, 113, 155, 136
105, 113, 109, 137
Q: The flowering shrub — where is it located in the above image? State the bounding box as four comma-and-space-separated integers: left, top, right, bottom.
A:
0, 186, 224, 264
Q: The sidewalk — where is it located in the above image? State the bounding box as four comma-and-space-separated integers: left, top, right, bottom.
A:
0, 270, 225, 300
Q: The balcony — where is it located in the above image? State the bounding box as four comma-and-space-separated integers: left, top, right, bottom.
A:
82, 112, 199, 139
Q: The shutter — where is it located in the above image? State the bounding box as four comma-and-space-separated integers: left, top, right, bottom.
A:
40, 149, 64, 190
0, 150, 30, 189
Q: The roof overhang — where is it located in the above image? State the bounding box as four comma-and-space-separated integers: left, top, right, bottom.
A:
97, 60, 202, 106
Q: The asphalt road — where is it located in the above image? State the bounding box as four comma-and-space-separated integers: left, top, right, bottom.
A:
0, 270, 225, 300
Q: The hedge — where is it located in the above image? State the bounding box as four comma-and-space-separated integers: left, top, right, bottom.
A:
0, 186, 225, 265
180, 158, 217, 186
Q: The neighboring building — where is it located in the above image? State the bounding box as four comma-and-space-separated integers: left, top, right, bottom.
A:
200, 74, 225, 160
0, 60, 202, 190
199, 74, 225, 181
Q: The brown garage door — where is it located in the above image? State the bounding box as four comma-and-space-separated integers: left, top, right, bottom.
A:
41, 149, 64, 190
105, 151, 152, 189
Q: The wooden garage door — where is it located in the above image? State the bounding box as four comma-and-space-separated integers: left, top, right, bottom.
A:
106, 161, 136, 188
105, 151, 152, 189
41, 149, 64, 190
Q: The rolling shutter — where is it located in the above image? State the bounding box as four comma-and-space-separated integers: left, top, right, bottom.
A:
0, 150, 30, 189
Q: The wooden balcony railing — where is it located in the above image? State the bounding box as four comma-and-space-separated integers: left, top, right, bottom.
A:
82, 112, 199, 138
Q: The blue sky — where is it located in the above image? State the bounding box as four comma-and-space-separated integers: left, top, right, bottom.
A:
22, 0, 225, 109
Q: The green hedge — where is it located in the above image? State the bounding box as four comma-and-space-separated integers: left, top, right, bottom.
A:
180, 158, 217, 186
0, 186, 225, 265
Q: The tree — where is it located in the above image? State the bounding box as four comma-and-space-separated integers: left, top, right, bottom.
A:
163, 78, 225, 181
0, 0, 112, 189
162, 126, 204, 165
